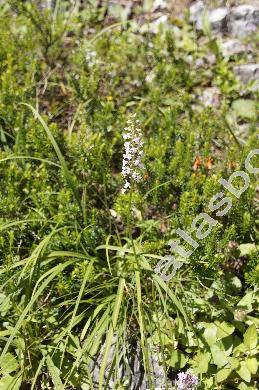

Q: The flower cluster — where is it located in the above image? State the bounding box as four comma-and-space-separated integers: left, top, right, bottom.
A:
121, 114, 144, 193
175, 372, 198, 390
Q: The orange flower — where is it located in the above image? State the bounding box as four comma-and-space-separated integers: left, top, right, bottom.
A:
193, 156, 201, 171
205, 157, 213, 170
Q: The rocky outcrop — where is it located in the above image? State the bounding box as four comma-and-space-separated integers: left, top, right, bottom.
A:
190, 1, 259, 38
233, 64, 259, 86
88, 339, 170, 389
220, 39, 247, 56
230, 4, 259, 37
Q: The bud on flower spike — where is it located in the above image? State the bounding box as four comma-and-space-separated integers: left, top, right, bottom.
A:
121, 114, 144, 193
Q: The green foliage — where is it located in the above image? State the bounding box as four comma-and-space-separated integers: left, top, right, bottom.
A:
0, 1, 258, 389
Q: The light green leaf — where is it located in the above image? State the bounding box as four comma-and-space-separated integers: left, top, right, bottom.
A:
203, 377, 214, 389
230, 357, 240, 370
244, 324, 257, 350
167, 350, 186, 369
194, 352, 211, 374
211, 344, 229, 368
229, 276, 242, 290
231, 99, 256, 120
246, 358, 258, 374
0, 295, 11, 315
237, 291, 254, 312
0, 373, 22, 390
238, 383, 255, 390
216, 368, 232, 382
239, 243, 257, 257
152, 331, 172, 346
203, 324, 217, 345
238, 382, 248, 390
216, 321, 235, 339
236, 361, 251, 382
0, 353, 18, 374
220, 335, 234, 356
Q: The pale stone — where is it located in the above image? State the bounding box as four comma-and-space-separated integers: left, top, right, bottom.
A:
220, 39, 246, 56
233, 64, 259, 86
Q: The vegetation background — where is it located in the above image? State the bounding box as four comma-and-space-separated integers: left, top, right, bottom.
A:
0, 0, 258, 389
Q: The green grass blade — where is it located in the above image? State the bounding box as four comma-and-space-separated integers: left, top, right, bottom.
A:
153, 274, 190, 327
98, 278, 124, 390
135, 270, 152, 387
46, 355, 65, 390
0, 155, 61, 168
22, 103, 81, 208
31, 357, 45, 390
60, 259, 94, 373
0, 260, 75, 363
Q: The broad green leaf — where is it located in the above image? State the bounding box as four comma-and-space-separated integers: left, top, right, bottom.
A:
203, 324, 217, 346
186, 330, 198, 347
239, 243, 257, 256
0, 373, 22, 390
216, 368, 232, 382
231, 99, 256, 119
238, 382, 248, 390
152, 331, 172, 346
229, 276, 242, 290
194, 352, 211, 374
220, 335, 234, 356
167, 350, 186, 369
237, 292, 254, 312
230, 357, 240, 370
238, 383, 256, 390
216, 321, 235, 339
0, 296, 11, 315
0, 353, 18, 374
236, 361, 251, 382
246, 358, 258, 374
203, 377, 214, 389
234, 342, 247, 354
210, 344, 229, 368
243, 324, 257, 350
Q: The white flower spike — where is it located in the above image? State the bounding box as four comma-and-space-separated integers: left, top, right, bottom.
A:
121, 115, 144, 193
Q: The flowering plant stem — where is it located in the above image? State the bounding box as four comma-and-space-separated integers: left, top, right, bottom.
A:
127, 186, 153, 387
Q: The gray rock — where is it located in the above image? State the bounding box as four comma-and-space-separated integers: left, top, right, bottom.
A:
195, 58, 205, 68
233, 64, 259, 88
189, 1, 205, 23
193, 6, 229, 33
199, 87, 221, 108
208, 7, 229, 33
88, 338, 170, 389
207, 53, 216, 65
39, 0, 55, 10
140, 15, 169, 34
235, 123, 251, 141
229, 19, 257, 38
220, 39, 246, 57
152, 0, 169, 12
230, 5, 259, 23
229, 5, 259, 37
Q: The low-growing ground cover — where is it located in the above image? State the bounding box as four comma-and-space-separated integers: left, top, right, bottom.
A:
0, 1, 258, 389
